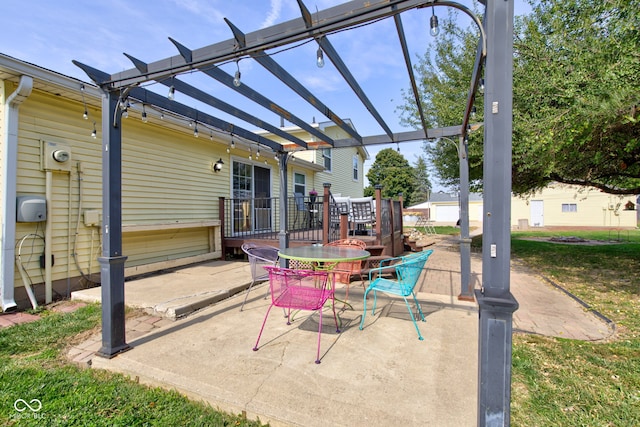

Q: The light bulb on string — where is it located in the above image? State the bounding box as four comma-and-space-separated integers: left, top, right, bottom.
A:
168, 85, 175, 100
430, 8, 439, 37
81, 84, 88, 119
248, 148, 252, 161
316, 47, 325, 68
193, 122, 199, 138
91, 122, 97, 139
233, 61, 241, 87
141, 105, 148, 123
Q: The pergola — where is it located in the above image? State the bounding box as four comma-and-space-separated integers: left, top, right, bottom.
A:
74, 1, 517, 424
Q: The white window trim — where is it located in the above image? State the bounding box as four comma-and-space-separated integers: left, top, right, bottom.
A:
352, 154, 359, 182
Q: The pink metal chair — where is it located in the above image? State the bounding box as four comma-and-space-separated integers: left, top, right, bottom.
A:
253, 266, 339, 364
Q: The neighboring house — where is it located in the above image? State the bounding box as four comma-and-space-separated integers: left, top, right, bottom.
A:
404, 183, 637, 229
0, 53, 364, 310
404, 192, 484, 225
257, 119, 369, 198
511, 183, 637, 229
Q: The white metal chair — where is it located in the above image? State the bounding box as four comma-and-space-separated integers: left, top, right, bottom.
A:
240, 243, 280, 311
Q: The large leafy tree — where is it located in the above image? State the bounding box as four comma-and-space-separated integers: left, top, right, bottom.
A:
399, 0, 640, 195
365, 148, 417, 206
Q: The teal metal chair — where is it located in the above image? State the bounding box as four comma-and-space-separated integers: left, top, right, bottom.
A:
359, 250, 433, 340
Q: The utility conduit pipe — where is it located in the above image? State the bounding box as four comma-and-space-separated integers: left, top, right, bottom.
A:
1, 75, 33, 312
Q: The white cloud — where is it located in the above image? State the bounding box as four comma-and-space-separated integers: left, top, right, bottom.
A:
261, 0, 283, 28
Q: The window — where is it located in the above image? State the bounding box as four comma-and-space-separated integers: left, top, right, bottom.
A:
232, 161, 252, 199
322, 148, 332, 172
561, 203, 577, 213
352, 155, 359, 181
294, 172, 306, 196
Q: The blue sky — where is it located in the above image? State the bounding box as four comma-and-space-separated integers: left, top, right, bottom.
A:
1, 0, 531, 189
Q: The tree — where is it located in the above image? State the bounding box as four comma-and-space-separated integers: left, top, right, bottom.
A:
365, 148, 417, 206
410, 155, 432, 205
398, 0, 640, 195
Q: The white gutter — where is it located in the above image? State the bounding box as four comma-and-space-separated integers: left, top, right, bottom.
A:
1, 75, 33, 312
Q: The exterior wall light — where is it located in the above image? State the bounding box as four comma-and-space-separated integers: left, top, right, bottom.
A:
213, 158, 224, 173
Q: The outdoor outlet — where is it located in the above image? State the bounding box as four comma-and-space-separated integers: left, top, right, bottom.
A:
84, 210, 101, 227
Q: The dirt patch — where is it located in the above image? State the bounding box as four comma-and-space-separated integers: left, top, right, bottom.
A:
521, 236, 617, 246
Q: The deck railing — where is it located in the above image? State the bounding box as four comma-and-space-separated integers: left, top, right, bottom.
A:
218, 186, 405, 254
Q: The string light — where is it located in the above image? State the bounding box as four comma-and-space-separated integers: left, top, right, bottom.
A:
193, 122, 199, 138
248, 147, 252, 160
316, 47, 325, 68
168, 84, 176, 100
141, 104, 148, 123
471, 106, 477, 119
430, 7, 439, 36
233, 61, 241, 87
80, 84, 88, 119
230, 135, 235, 149
256, 147, 260, 158
91, 121, 97, 139
479, 78, 485, 94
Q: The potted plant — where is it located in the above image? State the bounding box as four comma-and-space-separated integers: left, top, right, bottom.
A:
309, 189, 317, 204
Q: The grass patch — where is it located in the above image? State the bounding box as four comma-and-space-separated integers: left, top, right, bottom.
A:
509, 229, 640, 426
0, 304, 266, 426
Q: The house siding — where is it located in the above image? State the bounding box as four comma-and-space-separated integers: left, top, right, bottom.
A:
512, 184, 637, 228
9, 86, 229, 291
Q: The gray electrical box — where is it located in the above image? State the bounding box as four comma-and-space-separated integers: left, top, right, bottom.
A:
16, 196, 47, 222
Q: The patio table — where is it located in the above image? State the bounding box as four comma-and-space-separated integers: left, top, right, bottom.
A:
279, 245, 370, 311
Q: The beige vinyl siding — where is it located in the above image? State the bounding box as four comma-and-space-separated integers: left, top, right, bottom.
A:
10, 88, 230, 289
123, 228, 209, 266
316, 146, 363, 197
511, 184, 637, 228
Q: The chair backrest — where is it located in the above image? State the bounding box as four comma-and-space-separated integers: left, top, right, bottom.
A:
264, 266, 331, 310
241, 243, 279, 280
395, 251, 432, 292
350, 197, 374, 223
326, 238, 367, 249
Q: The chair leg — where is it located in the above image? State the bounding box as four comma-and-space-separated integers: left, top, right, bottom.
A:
315, 307, 323, 364
411, 291, 426, 322
359, 288, 372, 331
253, 304, 274, 351
402, 296, 424, 341
240, 280, 256, 311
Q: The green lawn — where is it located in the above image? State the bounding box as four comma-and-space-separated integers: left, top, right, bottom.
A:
0, 305, 267, 426
508, 229, 640, 426
2, 229, 639, 425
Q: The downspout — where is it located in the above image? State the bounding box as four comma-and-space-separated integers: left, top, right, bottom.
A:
1, 75, 33, 312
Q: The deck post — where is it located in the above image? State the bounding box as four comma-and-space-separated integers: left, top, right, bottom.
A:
322, 183, 331, 244
374, 185, 383, 246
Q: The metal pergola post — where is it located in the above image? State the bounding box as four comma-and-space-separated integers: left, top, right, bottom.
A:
96, 89, 129, 358
476, 0, 518, 425
457, 136, 473, 301
277, 151, 290, 267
